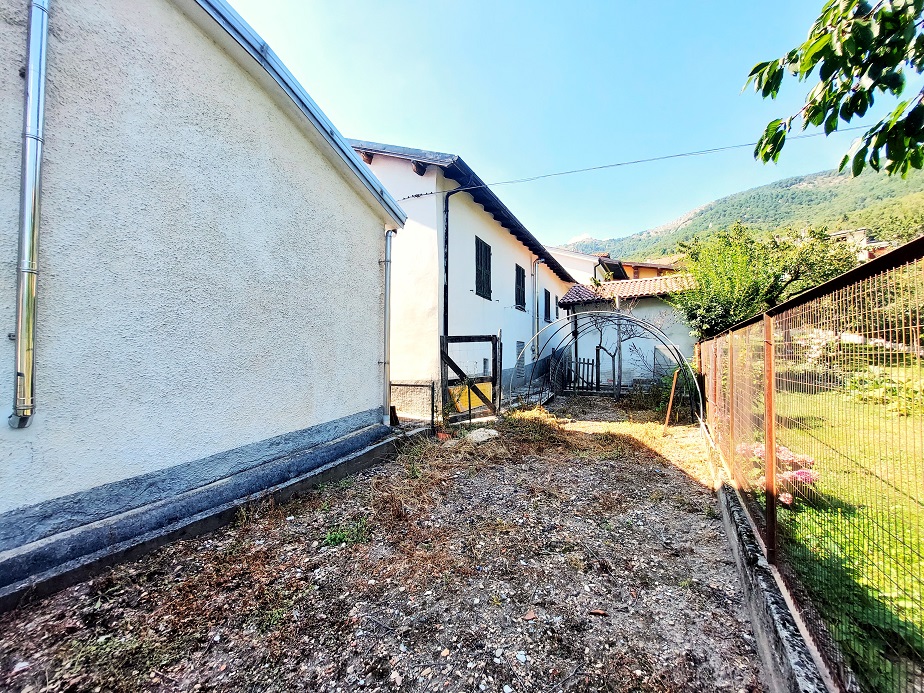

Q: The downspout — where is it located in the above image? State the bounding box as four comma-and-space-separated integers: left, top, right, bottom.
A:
9, 0, 50, 429
382, 227, 397, 426
441, 189, 462, 339
531, 258, 545, 357
440, 188, 461, 410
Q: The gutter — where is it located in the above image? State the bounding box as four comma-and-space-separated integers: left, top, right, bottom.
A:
9, 0, 50, 429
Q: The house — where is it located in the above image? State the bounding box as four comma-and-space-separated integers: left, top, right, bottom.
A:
0, 0, 405, 604
827, 227, 894, 261
544, 247, 629, 284
558, 274, 695, 389
620, 259, 677, 279
349, 141, 575, 414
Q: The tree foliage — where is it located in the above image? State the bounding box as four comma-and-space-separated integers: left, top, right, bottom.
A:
667, 223, 858, 339
748, 0, 924, 176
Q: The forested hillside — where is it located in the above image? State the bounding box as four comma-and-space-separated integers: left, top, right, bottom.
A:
567, 169, 924, 260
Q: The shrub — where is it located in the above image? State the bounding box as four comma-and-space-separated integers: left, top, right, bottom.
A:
845, 366, 924, 416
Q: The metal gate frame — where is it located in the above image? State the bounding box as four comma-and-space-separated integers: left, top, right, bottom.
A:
440, 335, 500, 422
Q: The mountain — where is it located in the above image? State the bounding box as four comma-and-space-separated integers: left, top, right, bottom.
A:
566, 168, 924, 260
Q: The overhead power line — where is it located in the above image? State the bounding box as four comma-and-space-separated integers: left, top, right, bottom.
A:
398, 125, 870, 201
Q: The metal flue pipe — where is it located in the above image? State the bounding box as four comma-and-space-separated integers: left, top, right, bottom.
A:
9, 0, 50, 429
382, 228, 397, 425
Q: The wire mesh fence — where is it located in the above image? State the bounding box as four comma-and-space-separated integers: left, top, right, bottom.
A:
389, 382, 436, 433
701, 239, 923, 693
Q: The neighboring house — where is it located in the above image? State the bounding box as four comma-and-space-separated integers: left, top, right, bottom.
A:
349, 141, 575, 410
0, 0, 405, 603
559, 275, 695, 388
545, 247, 628, 285
827, 227, 894, 261
620, 260, 677, 279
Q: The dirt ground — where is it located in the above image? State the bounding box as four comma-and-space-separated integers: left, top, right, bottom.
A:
0, 397, 765, 692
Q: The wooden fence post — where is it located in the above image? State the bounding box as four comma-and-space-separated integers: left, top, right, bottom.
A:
764, 314, 778, 564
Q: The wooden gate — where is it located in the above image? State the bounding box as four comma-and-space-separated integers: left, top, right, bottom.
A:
440, 335, 501, 422
569, 357, 597, 391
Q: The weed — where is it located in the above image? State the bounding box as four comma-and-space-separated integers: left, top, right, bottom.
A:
257, 606, 289, 633
704, 504, 720, 520
323, 517, 371, 546
335, 476, 355, 490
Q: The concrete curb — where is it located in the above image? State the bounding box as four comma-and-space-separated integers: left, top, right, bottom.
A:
718, 484, 829, 693
0, 427, 426, 613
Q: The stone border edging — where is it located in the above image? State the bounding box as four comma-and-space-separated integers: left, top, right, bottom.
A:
718, 483, 830, 693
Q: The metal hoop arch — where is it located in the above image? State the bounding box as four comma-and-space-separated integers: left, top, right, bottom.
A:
511, 311, 702, 420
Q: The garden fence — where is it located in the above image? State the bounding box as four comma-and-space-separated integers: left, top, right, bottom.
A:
700, 237, 923, 693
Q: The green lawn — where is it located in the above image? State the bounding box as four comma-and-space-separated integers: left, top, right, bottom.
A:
772, 388, 923, 692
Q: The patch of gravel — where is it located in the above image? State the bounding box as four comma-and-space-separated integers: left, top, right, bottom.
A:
0, 400, 764, 692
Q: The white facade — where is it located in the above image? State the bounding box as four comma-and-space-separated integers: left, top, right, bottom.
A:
545, 246, 620, 285
569, 297, 696, 385
0, 0, 402, 568
356, 149, 574, 398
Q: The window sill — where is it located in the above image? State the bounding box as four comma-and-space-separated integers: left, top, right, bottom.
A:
475, 292, 492, 301
515, 305, 526, 312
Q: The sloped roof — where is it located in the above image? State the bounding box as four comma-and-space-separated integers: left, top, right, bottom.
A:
559, 274, 694, 307
621, 260, 677, 270
349, 140, 575, 283
545, 246, 630, 281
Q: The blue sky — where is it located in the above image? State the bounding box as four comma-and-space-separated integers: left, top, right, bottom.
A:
229, 1, 907, 246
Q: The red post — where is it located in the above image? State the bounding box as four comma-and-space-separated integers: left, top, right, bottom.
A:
711, 339, 719, 433
764, 315, 777, 564
728, 333, 736, 476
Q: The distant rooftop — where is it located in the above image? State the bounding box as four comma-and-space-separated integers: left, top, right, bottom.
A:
621, 259, 677, 270
559, 274, 693, 307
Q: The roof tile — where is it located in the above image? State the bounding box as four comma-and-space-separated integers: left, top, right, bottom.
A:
559, 274, 693, 307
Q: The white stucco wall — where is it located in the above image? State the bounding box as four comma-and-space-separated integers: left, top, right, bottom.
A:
441, 173, 573, 372
359, 156, 441, 384
571, 297, 695, 385
546, 247, 605, 286
358, 157, 573, 387
0, 0, 390, 512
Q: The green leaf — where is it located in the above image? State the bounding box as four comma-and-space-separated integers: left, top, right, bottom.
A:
839, 100, 854, 122
904, 103, 924, 134
801, 34, 832, 76
748, 61, 773, 77
852, 145, 869, 176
